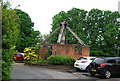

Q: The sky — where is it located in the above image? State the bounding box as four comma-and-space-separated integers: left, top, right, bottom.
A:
4, 0, 120, 35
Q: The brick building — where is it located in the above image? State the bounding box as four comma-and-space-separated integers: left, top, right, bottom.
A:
39, 21, 90, 60
39, 44, 89, 60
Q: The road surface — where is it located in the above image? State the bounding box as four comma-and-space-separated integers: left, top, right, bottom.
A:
11, 63, 98, 79
11, 63, 120, 81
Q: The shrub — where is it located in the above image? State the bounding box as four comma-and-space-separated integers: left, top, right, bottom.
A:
24, 47, 39, 63
47, 55, 75, 65
63, 57, 76, 65
37, 60, 47, 64
2, 49, 17, 81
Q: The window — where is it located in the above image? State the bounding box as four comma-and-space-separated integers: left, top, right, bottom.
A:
77, 57, 87, 60
54, 51, 57, 55
75, 47, 82, 55
81, 58, 87, 60
77, 57, 83, 60
107, 59, 116, 63
93, 58, 105, 63
14, 53, 22, 56
116, 59, 120, 64
90, 58, 96, 60
17, 54, 22, 56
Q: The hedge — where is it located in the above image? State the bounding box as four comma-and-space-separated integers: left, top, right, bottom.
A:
2, 49, 17, 81
47, 55, 75, 65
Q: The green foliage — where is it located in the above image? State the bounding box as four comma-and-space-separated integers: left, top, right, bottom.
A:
24, 47, 39, 62
50, 8, 120, 57
37, 60, 47, 64
2, 49, 17, 81
2, 1, 20, 81
2, 2, 20, 49
47, 55, 75, 65
63, 57, 76, 65
15, 9, 43, 52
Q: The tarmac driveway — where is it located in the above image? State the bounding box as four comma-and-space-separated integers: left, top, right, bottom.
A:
11, 63, 120, 81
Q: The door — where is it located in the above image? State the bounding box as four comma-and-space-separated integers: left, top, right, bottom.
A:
106, 59, 118, 75
116, 58, 120, 76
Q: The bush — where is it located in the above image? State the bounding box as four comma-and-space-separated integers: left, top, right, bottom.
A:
24, 47, 39, 63
63, 57, 76, 65
2, 49, 17, 81
37, 60, 47, 64
47, 55, 75, 65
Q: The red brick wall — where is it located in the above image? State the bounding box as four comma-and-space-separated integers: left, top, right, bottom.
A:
40, 46, 49, 60
51, 44, 90, 60
81, 45, 90, 56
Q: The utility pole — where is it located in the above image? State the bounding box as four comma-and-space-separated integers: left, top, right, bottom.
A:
118, 1, 120, 21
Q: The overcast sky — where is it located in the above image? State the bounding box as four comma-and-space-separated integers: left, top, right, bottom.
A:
4, 0, 120, 35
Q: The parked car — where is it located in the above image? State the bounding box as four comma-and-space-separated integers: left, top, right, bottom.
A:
88, 57, 120, 79
74, 57, 96, 71
13, 53, 24, 62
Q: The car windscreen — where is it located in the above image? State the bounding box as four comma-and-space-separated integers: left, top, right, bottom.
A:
90, 58, 96, 60
14, 53, 22, 56
81, 58, 87, 60
77, 57, 83, 60
77, 57, 87, 60
93, 58, 105, 63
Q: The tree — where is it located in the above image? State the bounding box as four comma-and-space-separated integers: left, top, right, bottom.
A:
2, 1, 20, 80
49, 8, 120, 56
86, 9, 120, 56
15, 9, 42, 52
2, 3, 20, 49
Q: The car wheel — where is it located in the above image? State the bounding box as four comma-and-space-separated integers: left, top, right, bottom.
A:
90, 72, 96, 76
86, 66, 90, 72
103, 70, 111, 79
